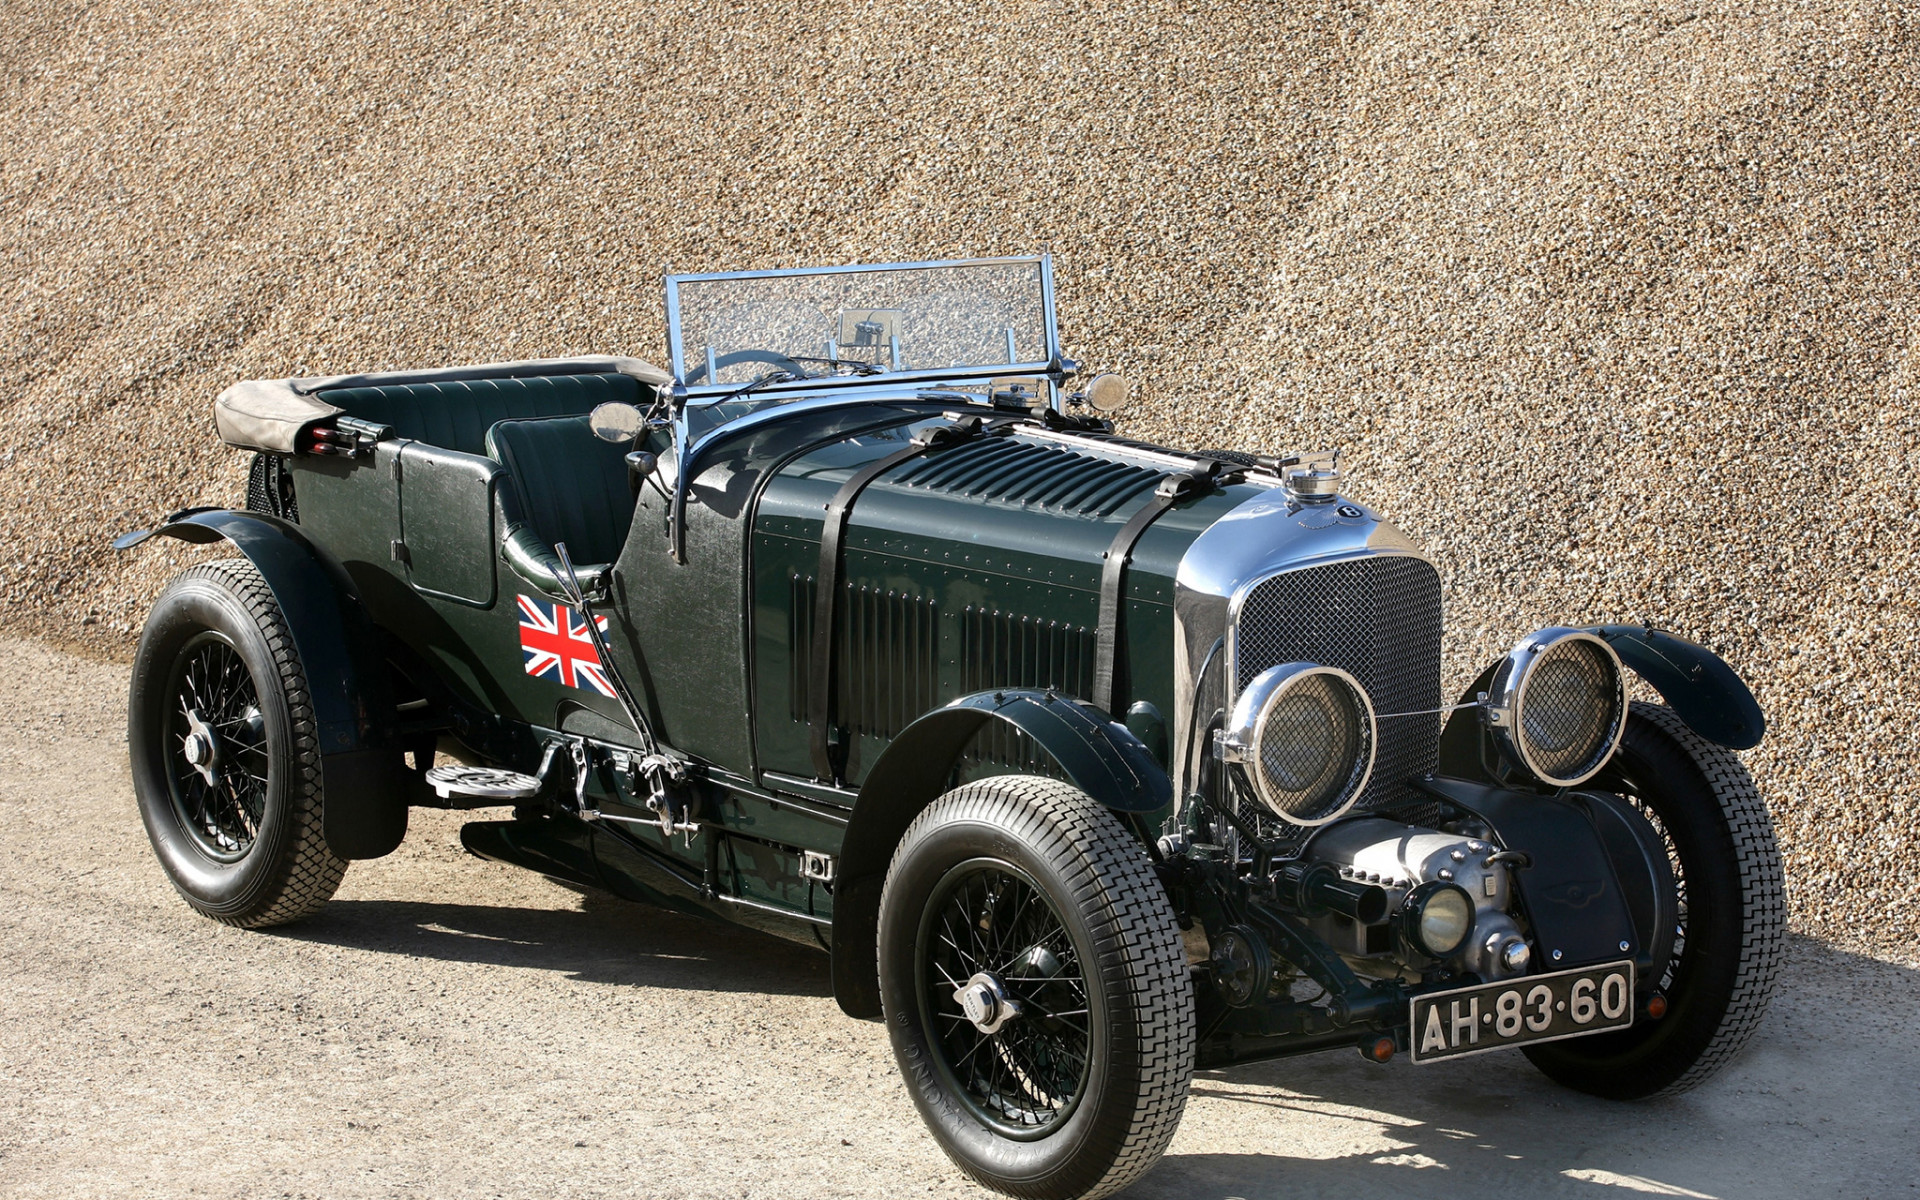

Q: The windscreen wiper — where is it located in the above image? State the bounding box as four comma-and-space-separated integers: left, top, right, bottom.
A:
714, 369, 801, 403
786, 356, 886, 377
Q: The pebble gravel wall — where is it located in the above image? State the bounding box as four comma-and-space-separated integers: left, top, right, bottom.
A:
1, 1, 1913, 954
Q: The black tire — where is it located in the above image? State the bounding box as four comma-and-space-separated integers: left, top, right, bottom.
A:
877, 777, 1193, 1200
1525, 701, 1784, 1098
129, 559, 347, 927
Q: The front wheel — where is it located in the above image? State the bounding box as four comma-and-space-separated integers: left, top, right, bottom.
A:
878, 777, 1194, 1200
128, 559, 347, 927
1526, 701, 1785, 1097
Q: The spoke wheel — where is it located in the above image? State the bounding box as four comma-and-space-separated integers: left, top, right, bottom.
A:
130, 559, 348, 927
165, 633, 270, 860
918, 859, 1093, 1139
878, 777, 1192, 1200
1610, 775, 1689, 998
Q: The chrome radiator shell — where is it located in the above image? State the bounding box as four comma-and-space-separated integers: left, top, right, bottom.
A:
1172, 488, 1441, 824
1232, 556, 1443, 815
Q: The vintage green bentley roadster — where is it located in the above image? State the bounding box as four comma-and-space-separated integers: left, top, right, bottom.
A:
120, 256, 1782, 1199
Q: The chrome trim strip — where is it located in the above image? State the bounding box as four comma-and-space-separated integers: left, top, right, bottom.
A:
758, 771, 857, 818
1016, 426, 1266, 474
681, 361, 1060, 405
665, 272, 688, 382
1038, 253, 1063, 388
666, 254, 1049, 286
716, 891, 834, 926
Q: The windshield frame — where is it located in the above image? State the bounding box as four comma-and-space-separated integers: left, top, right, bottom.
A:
663, 255, 1065, 405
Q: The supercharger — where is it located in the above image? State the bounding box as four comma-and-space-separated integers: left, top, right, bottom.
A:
1299, 819, 1533, 981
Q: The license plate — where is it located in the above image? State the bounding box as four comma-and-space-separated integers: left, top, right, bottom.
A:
1409, 961, 1636, 1063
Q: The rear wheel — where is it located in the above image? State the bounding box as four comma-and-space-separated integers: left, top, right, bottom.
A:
1525, 702, 1784, 1097
129, 559, 346, 926
878, 777, 1193, 1200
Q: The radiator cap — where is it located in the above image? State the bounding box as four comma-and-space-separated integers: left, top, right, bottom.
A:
1281, 449, 1342, 502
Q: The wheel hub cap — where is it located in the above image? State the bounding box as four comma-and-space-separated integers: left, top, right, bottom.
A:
182, 709, 219, 785
954, 972, 1022, 1035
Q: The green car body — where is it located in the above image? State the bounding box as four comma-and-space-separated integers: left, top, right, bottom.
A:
122, 257, 1782, 1198
285, 388, 1236, 954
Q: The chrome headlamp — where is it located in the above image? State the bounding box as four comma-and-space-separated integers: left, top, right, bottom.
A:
1489, 628, 1627, 788
1218, 663, 1376, 826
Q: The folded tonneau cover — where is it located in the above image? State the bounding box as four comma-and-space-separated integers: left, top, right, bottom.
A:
213, 355, 671, 454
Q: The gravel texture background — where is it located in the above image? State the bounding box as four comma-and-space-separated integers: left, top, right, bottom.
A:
2, 637, 1916, 1199
0, 2, 1913, 957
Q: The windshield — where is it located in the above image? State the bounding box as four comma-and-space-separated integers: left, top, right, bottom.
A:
666, 257, 1057, 393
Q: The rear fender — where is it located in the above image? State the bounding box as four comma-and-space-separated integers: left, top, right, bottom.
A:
828, 689, 1173, 1018
117, 508, 409, 859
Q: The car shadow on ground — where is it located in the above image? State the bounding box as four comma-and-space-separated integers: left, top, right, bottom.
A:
273, 889, 1914, 1200
1126, 936, 1919, 1200
271, 889, 835, 997
1130, 1082, 1690, 1200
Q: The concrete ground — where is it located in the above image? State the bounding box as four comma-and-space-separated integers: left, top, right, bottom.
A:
2, 636, 1912, 1200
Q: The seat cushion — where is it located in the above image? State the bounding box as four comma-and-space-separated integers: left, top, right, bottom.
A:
485, 415, 635, 567
320, 373, 639, 456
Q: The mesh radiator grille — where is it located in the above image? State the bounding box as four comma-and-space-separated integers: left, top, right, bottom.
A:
1234, 555, 1442, 816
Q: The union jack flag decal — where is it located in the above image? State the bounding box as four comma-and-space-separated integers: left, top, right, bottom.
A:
516, 594, 615, 697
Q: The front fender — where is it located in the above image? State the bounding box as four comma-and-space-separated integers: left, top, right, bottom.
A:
1441, 626, 1764, 776
828, 689, 1173, 1019
1583, 625, 1765, 750
117, 508, 409, 858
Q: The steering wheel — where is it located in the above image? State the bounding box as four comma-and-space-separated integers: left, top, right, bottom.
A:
681, 348, 807, 385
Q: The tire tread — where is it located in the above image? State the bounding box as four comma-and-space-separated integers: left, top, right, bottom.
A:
1630, 701, 1785, 1096
167, 560, 346, 926
887, 778, 1193, 1200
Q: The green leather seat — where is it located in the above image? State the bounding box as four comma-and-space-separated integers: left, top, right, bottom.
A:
321, 374, 638, 455
485, 415, 635, 600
